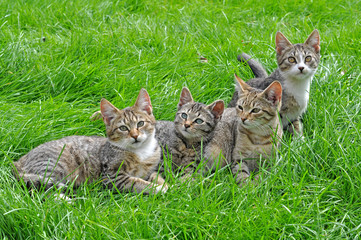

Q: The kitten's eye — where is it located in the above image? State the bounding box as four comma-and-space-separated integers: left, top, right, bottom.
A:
181, 113, 188, 119
288, 57, 296, 63
137, 121, 144, 128
251, 108, 261, 113
119, 126, 128, 131
305, 56, 312, 62
238, 105, 243, 111
194, 118, 204, 124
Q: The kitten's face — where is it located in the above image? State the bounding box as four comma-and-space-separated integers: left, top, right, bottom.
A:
175, 87, 224, 142
106, 108, 155, 149
101, 89, 156, 150
276, 30, 320, 81
235, 75, 282, 134
175, 103, 217, 141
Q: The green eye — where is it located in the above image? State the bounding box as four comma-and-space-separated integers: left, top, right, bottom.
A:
119, 126, 128, 131
305, 56, 312, 62
288, 57, 296, 63
195, 118, 204, 124
251, 108, 261, 113
181, 113, 187, 119
238, 105, 243, 111
137, 121, 144, 128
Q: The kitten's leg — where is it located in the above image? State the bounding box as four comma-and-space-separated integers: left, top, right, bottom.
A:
231, 161, 251, 187
90, 110, 102, 121
148, 172, 168, 191
288, 118, 303, 136
103, 173, 165, 194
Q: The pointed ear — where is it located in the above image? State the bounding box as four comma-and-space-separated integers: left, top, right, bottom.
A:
178, 87, 194, 110
134, 88, 153, 115
206, 100, 224, 119
262, 81, 282, 106
275, 31, 293, 55
305, 29, 320, 54
100, 98, 119, 125
234, 74, 251, 94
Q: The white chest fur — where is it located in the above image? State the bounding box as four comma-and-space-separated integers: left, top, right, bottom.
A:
131, 134, 158, 162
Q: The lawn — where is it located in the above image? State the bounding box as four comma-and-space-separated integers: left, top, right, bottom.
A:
1, 0, 361, 239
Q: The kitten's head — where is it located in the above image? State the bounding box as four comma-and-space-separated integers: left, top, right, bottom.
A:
174, 87, 224, 143
100, 88, 156, 150
234, 74, 282, 134
275, 29, 320, 81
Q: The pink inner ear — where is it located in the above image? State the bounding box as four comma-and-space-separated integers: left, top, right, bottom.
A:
135, 89, 153, 115
211, 101, 224, 119
178, 88, 194, 108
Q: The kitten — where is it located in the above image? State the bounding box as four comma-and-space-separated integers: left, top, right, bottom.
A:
228, 30, 320, 135
155, 87, 224, 176
13, 89, 167, 195
205, 75, 283, 185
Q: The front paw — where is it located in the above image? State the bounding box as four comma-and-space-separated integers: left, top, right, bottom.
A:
155, 185, 168, 194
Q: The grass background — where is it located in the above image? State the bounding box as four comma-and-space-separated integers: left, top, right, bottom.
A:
1, 0, 361, 239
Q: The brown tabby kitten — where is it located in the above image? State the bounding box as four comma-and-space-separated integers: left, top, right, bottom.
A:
155, 87, 224, 176
205, 75, 283, 185
229, 30, 320, 135
14, 89, 167, 195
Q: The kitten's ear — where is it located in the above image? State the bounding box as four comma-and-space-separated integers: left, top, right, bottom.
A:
305, 29, 320, 54
206, 100, 224, 119
134, 88, 153, 115
275, 31, 293, 55
178, 87, 194, 109
100, 98, 119, 125
234, 74, 251, 94
262, 81, 282, 106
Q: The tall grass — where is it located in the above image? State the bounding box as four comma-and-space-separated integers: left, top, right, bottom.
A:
1, 0, 360, 238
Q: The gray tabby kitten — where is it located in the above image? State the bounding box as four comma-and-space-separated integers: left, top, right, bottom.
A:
228, 30, 320, 135
205, 75, 283, 185
155, 87, 224, 176
14, 89, 167, 195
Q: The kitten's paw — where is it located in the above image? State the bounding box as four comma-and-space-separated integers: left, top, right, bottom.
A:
90, 111, 102, 121
155, 185, 168, 194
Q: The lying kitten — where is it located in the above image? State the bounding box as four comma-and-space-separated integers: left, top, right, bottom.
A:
205, 75, 283, 185
156, 87, 224, 176
229, 30, 320, 135
14, 89, 167, 195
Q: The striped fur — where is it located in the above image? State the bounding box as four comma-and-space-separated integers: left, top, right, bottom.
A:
155, 87, 224, 176
14, 89, 167, 195
204, 76, 283, 186
229, 30, 321, 136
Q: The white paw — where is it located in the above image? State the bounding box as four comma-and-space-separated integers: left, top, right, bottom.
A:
155, 185, 167, 194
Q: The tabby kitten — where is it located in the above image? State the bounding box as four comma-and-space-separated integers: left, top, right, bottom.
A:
14, 89, 167, 195
205, 75, 283, 185
155, 87, 224, 176
228, 30, 320, 135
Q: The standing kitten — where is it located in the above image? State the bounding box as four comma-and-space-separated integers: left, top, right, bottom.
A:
229, 30, 320, 135
14, 89, 167, 195
205, 75, 283, 185
156, 87, 224, 176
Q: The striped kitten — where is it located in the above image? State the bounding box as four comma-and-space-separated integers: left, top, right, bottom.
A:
14, 89, 167, 195
205, 75, 283, 185
229, 30, 320, 135
155, 87, 224, 176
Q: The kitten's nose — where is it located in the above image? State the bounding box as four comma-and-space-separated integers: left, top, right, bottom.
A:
130, 131, 139, 140
241, 117, 247, 123
184, 123, 190, 128
298, 67, 304, 72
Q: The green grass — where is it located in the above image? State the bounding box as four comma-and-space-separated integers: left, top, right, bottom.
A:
1, 0, 361, 238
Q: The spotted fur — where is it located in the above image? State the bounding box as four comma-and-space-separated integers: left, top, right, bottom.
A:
14, 89, 167, 195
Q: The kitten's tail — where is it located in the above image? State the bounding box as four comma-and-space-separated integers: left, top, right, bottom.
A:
237, 53, 268, 78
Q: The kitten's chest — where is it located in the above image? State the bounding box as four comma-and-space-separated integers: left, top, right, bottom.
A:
282, 79, 311, 122
233, 132, 274, 160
